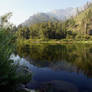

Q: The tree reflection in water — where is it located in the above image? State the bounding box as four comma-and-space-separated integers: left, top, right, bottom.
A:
16, 43, 92, 92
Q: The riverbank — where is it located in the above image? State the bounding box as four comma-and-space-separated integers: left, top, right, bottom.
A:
19, 39, 92, 45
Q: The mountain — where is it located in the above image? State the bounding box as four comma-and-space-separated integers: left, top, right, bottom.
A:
22, 13, 58, 26
48, 7, 77, 20
21, 7, 78, 26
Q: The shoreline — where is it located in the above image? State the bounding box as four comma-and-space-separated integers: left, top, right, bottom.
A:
19, 39, 92, 45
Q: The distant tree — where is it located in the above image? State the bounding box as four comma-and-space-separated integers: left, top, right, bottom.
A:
17, 21, 68, 40
76, 8, 80, 15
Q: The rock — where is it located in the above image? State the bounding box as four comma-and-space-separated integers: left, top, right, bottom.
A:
17, 88, 30, 92
17, 84, 26, 90
15, 65, 32, 85
16, 65, 32, 77
17, 84, 32, 92
17, 87, 36, 92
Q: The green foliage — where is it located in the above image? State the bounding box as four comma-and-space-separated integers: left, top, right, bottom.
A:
0, 28, 31, 92
65, 18, 75, 27
17, 22, 67, 41
73, 3, 92, 35
0, 13, 32, 92
17, 26, 30, 39
75, 34, 91, 41
0, 28, 17, 91
66, 31, 77, 39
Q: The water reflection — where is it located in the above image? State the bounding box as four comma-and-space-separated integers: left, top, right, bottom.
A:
16, 43, 92, 92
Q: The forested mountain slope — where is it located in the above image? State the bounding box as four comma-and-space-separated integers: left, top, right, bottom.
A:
67, 3, 92, 35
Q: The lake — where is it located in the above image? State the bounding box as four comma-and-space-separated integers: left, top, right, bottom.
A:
13, 43, 92, 92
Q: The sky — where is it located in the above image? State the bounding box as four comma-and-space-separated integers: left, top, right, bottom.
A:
0, 0, 91, 25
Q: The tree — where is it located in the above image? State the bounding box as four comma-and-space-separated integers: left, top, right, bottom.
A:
0, 12, 12, 29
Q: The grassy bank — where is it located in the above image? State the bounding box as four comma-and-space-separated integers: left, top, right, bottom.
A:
17, 38, 92, 45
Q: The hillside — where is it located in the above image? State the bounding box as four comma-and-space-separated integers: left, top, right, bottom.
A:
68, 3, 92, 35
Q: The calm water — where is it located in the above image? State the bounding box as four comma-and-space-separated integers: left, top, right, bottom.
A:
15, 43, 92, 92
